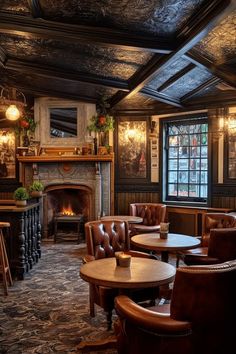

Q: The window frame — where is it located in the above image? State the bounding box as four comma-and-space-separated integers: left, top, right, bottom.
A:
161, 113, 210, 206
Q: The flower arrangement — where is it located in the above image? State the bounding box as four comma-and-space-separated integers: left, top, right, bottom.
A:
87, 113, 114, 133
87, 96, 114, 133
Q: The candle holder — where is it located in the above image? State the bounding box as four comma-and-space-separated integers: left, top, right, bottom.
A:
160, 222, 170, 239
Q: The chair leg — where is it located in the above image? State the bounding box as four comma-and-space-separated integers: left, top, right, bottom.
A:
0, 227, 13, 295
176, 254, 180, 268
106, 310, 113, 331
89, 285, 95, 317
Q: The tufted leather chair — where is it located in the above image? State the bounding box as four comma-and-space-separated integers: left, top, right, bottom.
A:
176, 213, 236, 267
129, 203, 166, 234
83, 220, 159, 329
180, 227, 236, 266
114, 260, 236, 354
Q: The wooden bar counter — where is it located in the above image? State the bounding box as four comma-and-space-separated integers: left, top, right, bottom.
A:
0, 201, 41, 280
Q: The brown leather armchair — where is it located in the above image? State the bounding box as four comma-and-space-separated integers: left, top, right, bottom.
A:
114, 260, 236, 354
176, 213, 236, 267
83, 219, 159, 329
129, 203, 166, 234
180, 227, 236, 266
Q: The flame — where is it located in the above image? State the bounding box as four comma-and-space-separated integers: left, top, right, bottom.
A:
61, 203, 75, 216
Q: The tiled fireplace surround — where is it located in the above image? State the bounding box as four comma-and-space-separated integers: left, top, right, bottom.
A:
22, 159, 112, 239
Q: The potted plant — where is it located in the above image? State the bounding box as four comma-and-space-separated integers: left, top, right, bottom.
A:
13, 187, 29, 207
29, 181, 44, 198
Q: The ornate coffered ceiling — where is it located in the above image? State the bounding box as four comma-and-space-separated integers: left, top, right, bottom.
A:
0, 0, 236, 114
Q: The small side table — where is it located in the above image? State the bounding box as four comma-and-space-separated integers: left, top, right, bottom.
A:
54, 215, 84, 243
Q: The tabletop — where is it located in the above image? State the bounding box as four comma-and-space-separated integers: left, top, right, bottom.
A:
100, 215, 143, 224
80, 257, 176, 289
131, 233, 201, 252
131, 233, 201, 262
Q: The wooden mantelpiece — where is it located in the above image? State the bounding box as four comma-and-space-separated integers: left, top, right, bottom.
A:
17, 154, 114, 163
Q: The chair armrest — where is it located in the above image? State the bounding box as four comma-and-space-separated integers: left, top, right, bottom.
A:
183, 254, 219, 266
82, 254, 95, 264
115, 295, 192, 335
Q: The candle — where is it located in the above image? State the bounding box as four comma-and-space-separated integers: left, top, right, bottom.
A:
118, 254, 131, 267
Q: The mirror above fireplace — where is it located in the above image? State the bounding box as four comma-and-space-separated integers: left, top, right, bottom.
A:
34, 97, 96, 147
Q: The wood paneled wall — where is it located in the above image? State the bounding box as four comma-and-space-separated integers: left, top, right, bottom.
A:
115, 191, 160, 215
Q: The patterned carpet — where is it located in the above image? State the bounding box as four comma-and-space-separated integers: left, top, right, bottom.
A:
0, 242, 117, 354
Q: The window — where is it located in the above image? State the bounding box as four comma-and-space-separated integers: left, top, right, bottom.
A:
163, 117, 208, 203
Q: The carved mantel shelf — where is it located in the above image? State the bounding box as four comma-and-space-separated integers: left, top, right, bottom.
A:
17, 154, 114, 163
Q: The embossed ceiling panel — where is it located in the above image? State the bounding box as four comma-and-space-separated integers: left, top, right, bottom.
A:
0, 34, 153, 80
163, 68, 213, 98
147, 58, 190, 90
39, 0, 205, 36
0, 0, 29, 14
195, 10, 236, 64
0, 0, 235, 111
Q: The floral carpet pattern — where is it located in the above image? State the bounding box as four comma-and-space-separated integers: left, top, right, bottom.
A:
0, 242, 117, 354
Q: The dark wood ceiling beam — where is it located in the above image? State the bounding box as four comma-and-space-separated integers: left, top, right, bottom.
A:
110, 0, 236, 107
27, 0, 43, 18
157, 63, 196, 92
186, 50, 236, 89
6, 83, 97, 103
0, 12, 173, 53
181, 77, 221, 102
140, 87, 183, 108
5, 58, 129, 91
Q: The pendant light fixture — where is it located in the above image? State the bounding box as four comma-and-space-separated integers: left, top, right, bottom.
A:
0, 86, 26, 121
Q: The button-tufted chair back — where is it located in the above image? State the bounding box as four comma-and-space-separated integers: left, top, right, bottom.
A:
83, 219, 160, 330
129, 203, 166, 234
85, 220, 129, 260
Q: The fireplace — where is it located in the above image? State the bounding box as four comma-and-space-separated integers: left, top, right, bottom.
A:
44, 184, 91, 239
18, 156, 114, 239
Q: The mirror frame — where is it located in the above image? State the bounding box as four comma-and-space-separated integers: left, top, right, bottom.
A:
34, 97, 96, 147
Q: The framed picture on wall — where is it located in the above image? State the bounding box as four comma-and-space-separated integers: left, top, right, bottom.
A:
116, 117, 150, 183
0, 128, 16, 179
227, 134, 236, 179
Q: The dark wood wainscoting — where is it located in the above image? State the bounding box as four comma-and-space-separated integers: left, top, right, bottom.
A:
115, 191, 160, 215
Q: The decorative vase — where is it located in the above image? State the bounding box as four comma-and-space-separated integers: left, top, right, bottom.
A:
98, 131, 108, 147
15, 200, 27, 207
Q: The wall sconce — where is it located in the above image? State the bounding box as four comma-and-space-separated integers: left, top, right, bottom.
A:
0, 87, 26, 121
217, 107, 236, 137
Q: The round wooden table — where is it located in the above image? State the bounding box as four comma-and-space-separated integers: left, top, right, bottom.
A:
80, 257, 176, 289
100, 215, 143, 224
131, 233, 201, 263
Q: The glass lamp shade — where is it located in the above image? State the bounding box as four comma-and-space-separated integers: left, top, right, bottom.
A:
5, 104, 21, 121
